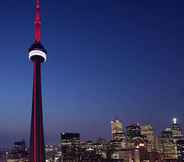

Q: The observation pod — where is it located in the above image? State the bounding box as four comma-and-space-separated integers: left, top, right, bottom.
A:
29, 42, 47, 62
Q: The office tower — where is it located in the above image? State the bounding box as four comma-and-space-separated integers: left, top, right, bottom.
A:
28, 0, 47, 162
154, 135, 163, 154
126, 124, 142, 140
60, 133, 80, 160
170, 118, 183, 143
61, 133, 80, 145
126, 124, 145, 150
111, 120, 124, 140
176, 139, 184, 162
111, 120, 127, 149
160, 128, 177, 161
141, 124, 156, 152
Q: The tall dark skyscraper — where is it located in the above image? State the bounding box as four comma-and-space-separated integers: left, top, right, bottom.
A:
28, 0, 47, 162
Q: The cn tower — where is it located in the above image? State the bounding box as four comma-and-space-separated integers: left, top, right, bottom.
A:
28, 0, 47, 161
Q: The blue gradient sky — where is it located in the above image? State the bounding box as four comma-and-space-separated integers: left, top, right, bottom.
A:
0, 0, 184, 146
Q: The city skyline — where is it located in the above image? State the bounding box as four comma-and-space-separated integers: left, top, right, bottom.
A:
0, 0, 183, 146
5, 117, 184, 145
5, 118, 183, 161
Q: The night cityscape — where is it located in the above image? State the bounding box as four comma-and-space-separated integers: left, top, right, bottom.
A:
2, 118, 184, 162
0, 0, 184, 162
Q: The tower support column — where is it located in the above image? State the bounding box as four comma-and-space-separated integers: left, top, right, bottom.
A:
30, 59, 45, 162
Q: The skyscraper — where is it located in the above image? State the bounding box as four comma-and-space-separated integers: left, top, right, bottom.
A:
126, 124, 142, 141
126, 124, 145, 149
140, 124, 156, 152
60, 132, 81, 159
111, 120, 126, 149
170, 118, 183, 142
111, 120, 125, 141
160, 128, 177, 161
28, 0, 47, 162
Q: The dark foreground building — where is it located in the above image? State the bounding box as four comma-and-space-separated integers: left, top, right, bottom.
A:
28, 0, 47, 162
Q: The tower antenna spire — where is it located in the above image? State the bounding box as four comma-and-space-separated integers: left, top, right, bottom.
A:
35, 0, 41, 42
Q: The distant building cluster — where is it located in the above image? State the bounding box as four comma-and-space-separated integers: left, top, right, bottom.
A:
5, 140, 28, 162
108, 118, 184, 162
3, 118, 184, 162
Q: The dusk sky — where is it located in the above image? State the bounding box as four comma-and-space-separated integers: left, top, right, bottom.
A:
0, 0, 183, 146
